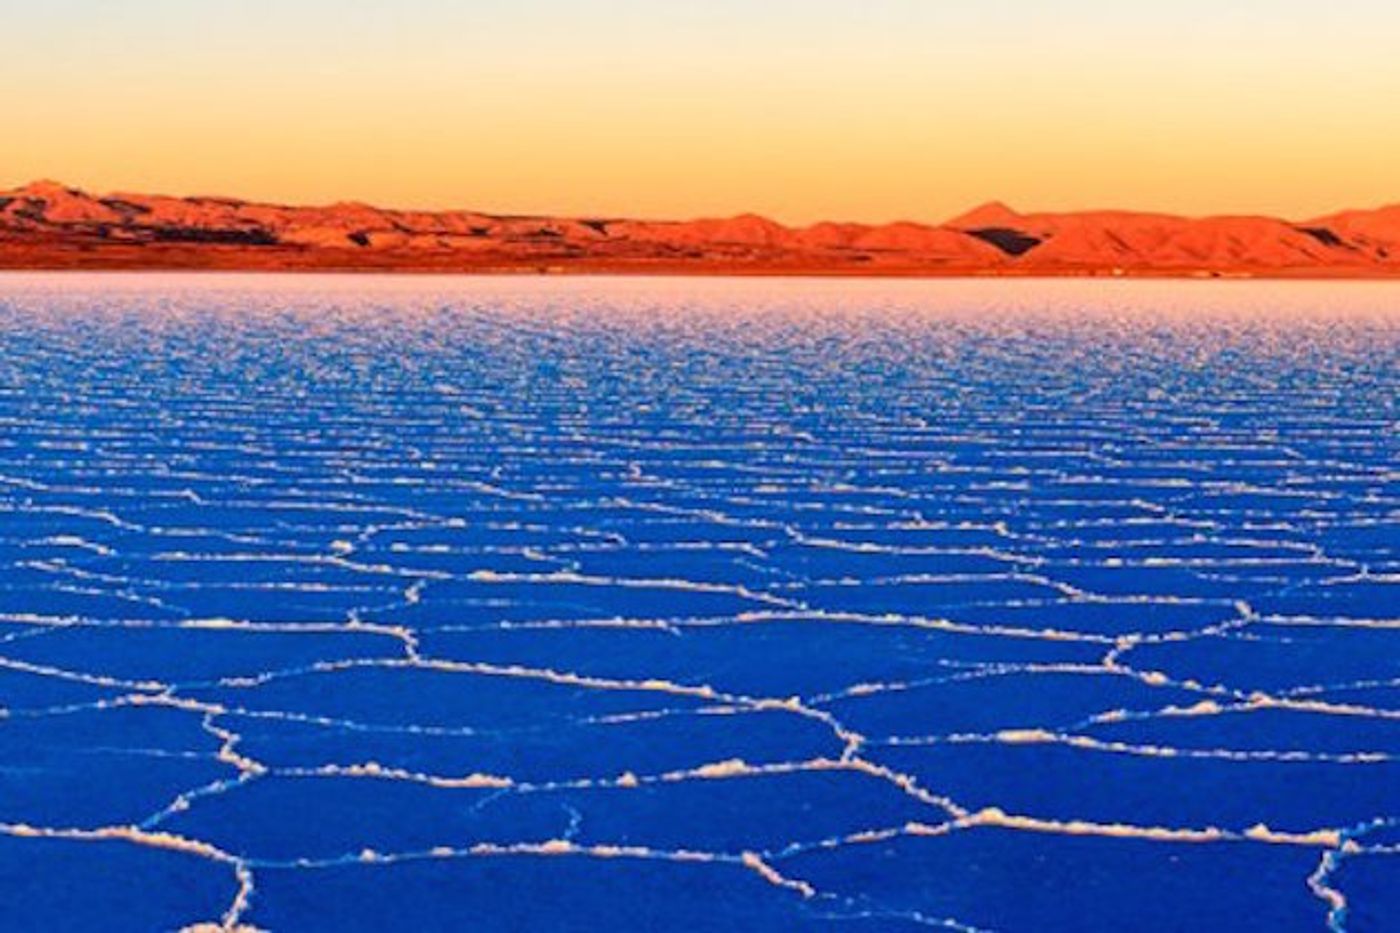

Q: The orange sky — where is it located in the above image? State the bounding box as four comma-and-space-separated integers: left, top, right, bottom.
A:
5, 1, 1399, 223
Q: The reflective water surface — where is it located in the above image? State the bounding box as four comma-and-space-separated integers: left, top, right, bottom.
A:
0, 274, 1397, 931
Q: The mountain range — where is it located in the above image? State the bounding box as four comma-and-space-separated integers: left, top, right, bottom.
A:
3, 180, 1399, 277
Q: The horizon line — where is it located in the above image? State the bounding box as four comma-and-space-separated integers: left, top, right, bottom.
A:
8, 178, 1398, 230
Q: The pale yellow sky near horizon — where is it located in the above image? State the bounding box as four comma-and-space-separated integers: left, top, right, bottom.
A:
5, 1, 1399, 224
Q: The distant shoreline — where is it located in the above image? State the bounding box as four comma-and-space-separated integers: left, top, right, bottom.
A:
4, 180, 1399, 280
4, 257, 1400, 281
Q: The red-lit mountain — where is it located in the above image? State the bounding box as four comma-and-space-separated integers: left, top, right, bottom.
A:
3, 180, 1398, 277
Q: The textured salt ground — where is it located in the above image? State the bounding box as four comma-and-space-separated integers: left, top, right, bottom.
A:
0, 626, 400, 683
0, 706, 232, 826
417, 620, 1100, 698
0, 834, 237, 931
944, 599, 1245, 637
777, 830, 1328, 932
0, 275, 1396, 931
1122, 623, 1400, 692
217, 706, 841, 784
159, 768, 938, 860
871, 741, 1400, 832
1085, 706, 1400, 755
821, 670, 1206, 738
1329, 855, 1400, 933
244, 856, 888, 932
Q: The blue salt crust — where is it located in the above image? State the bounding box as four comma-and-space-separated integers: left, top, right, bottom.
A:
0, 274, 1396, 931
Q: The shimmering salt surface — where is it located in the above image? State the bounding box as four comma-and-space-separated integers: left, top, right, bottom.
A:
0, 273, 1397, 933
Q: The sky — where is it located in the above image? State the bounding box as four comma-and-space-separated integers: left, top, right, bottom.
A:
5, 0, 1400, 223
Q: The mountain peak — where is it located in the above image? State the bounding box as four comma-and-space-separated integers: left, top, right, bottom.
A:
16, 179, 84, 198
946, 201, 1024, 229
725, 212, 785, 227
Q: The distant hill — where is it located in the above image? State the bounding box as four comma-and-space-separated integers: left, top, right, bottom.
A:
3, 180, 1398, 277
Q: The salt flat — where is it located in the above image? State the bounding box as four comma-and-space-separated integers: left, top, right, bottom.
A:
0, 274, 1396, 931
